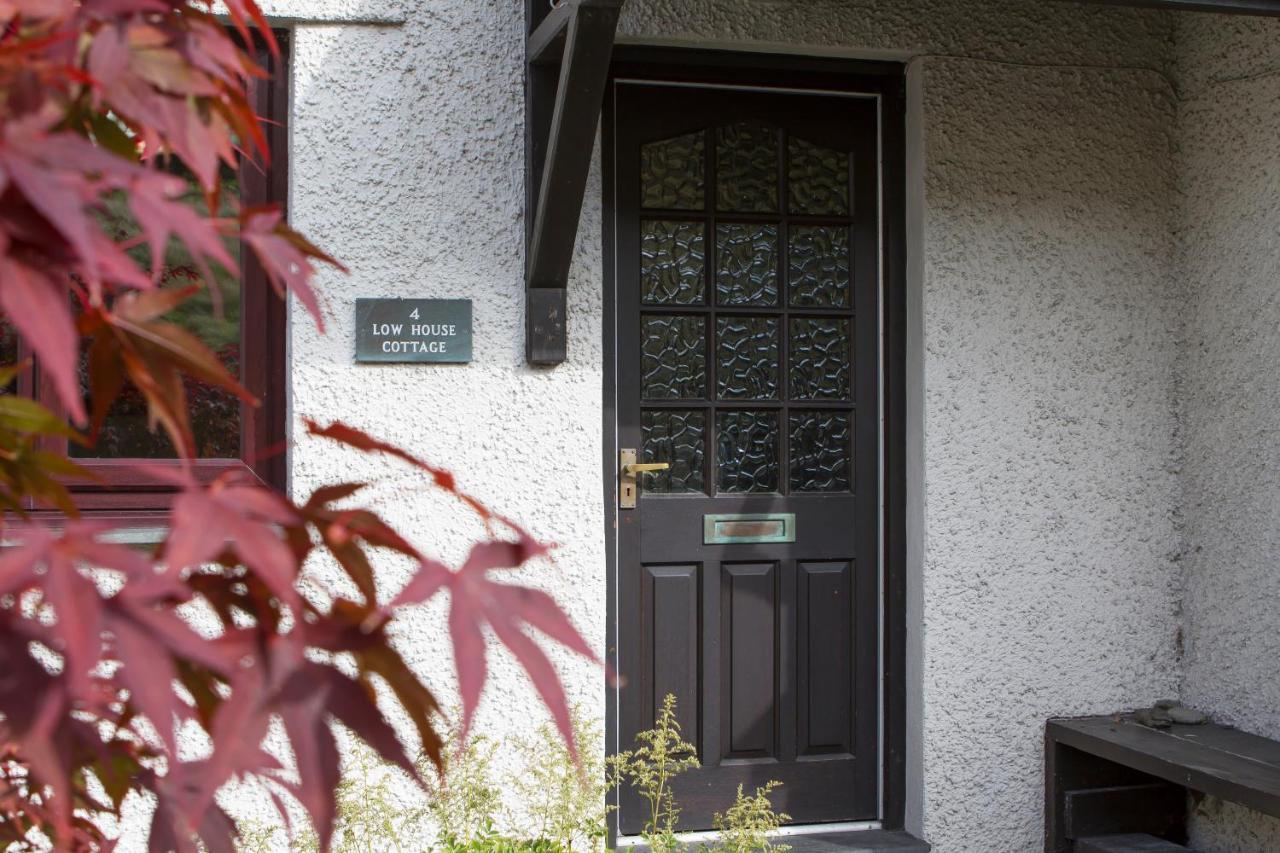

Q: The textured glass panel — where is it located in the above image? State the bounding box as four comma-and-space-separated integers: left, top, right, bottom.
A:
642, 131, 705, 210
642, 409, 706, 494
716, 316, 779, 400
641, 314, 706, 400
789, 318, 851, 401
789, 136, 849, 216
717, 410, 779, 494
716, 223, 778, 306
789, 226, 850, 309
74, 161, 241, 459
716, 122, 778, 213
790, 410, 852, 493
641, 220, 705, 306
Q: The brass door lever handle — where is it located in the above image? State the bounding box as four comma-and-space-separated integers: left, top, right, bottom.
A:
619, 450, 668, 509
622, 462, 670, 475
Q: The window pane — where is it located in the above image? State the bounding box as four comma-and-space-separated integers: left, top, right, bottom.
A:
789, 318, 851, 401
716, 316, 779, 401
0, 322, 17, 394
642, 131, 705, 211
788, 136, 850, 216
716, 122, 778, 213
642, 409, 706, 495
789, 225, 850, 309
790, 410, 852, 493
717, 410, 779, 494
641, 314, 706, 401
73, 162, 241, 459
641, 220, 706, 306
716, 223, 778, 307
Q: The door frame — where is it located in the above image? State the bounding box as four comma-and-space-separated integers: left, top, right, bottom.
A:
600, 46, 908, 838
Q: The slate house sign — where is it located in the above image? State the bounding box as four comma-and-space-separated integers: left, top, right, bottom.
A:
355, 298, 473, 364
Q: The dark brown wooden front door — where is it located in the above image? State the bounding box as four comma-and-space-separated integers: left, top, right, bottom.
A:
612, 81, 882, 834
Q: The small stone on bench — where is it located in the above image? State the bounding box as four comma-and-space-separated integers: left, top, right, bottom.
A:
1133, 702, 1207, 729
1167, 706, 1207, 725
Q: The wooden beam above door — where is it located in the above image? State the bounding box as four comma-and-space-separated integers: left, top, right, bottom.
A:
524, 0, 624, 365
1078, 0, 1280, 13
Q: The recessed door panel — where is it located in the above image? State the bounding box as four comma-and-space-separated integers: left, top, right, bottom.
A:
798, 561, 853, 756
642, 564, 700, 737
721, 561, 778, 759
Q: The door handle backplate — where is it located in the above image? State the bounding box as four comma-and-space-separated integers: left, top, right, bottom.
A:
619, 449, 668, 509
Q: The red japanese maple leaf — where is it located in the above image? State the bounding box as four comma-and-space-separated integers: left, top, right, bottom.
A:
388, 541, 599, 760
161, 468, 303, 608
304, 419, 603, 755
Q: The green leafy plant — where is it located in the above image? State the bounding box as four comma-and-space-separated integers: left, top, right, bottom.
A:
427, 730, 507, 847
239, 698, 792, 853
438, 821, 565, 853
710, 782, 791, 853
325, 744, 429, 853
514, 708, 613, 852
235, 740, 422, 852
608, 694, 700, 853
238, 713, 606, 852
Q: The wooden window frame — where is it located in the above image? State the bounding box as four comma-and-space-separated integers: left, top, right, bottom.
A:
14, 31, 291, 514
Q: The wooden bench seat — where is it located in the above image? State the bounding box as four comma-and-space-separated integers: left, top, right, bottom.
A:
1046, 715, 1280, 852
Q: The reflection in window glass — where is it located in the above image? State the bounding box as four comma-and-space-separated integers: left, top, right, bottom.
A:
72, 161, 242, 460
0, 323, 17, 394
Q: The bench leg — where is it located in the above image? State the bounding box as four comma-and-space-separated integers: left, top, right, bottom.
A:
1046, 739, 1187, 853
1076, 834, 1189, 853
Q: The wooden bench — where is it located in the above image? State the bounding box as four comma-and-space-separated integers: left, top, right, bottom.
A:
1046, 715, 1280, 852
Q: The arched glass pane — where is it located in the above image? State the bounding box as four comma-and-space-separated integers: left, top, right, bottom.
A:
788, 136, 849, 216
642, 131, 706, 210
717, 122, 778, 213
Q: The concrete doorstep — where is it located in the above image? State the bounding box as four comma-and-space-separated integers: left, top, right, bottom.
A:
620, 829, 930, 852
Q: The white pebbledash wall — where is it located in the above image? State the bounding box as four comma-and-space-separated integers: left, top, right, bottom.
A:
610, 3, 1184, 850
1175, 11, 1280, 853
159, 1, 1277, 851
622, 2, 1184, 850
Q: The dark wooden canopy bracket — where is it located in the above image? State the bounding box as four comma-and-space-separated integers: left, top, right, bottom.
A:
524, 0, 624, 365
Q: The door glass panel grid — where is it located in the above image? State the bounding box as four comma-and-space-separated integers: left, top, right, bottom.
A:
640, 121, 857, 498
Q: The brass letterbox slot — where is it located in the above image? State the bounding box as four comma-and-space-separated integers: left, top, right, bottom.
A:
703, 513, 796, 545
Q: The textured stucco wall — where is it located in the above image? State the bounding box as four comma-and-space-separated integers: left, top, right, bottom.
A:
615, 3, 1185, 850
915, 57, 1182, 852
171, 1, 1191, 851
206, 0, 610, 844
285, 0, 613, 794
1175, 12, 1280, 853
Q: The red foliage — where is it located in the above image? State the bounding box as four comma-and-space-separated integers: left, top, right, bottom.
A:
0, 2, 595, 851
